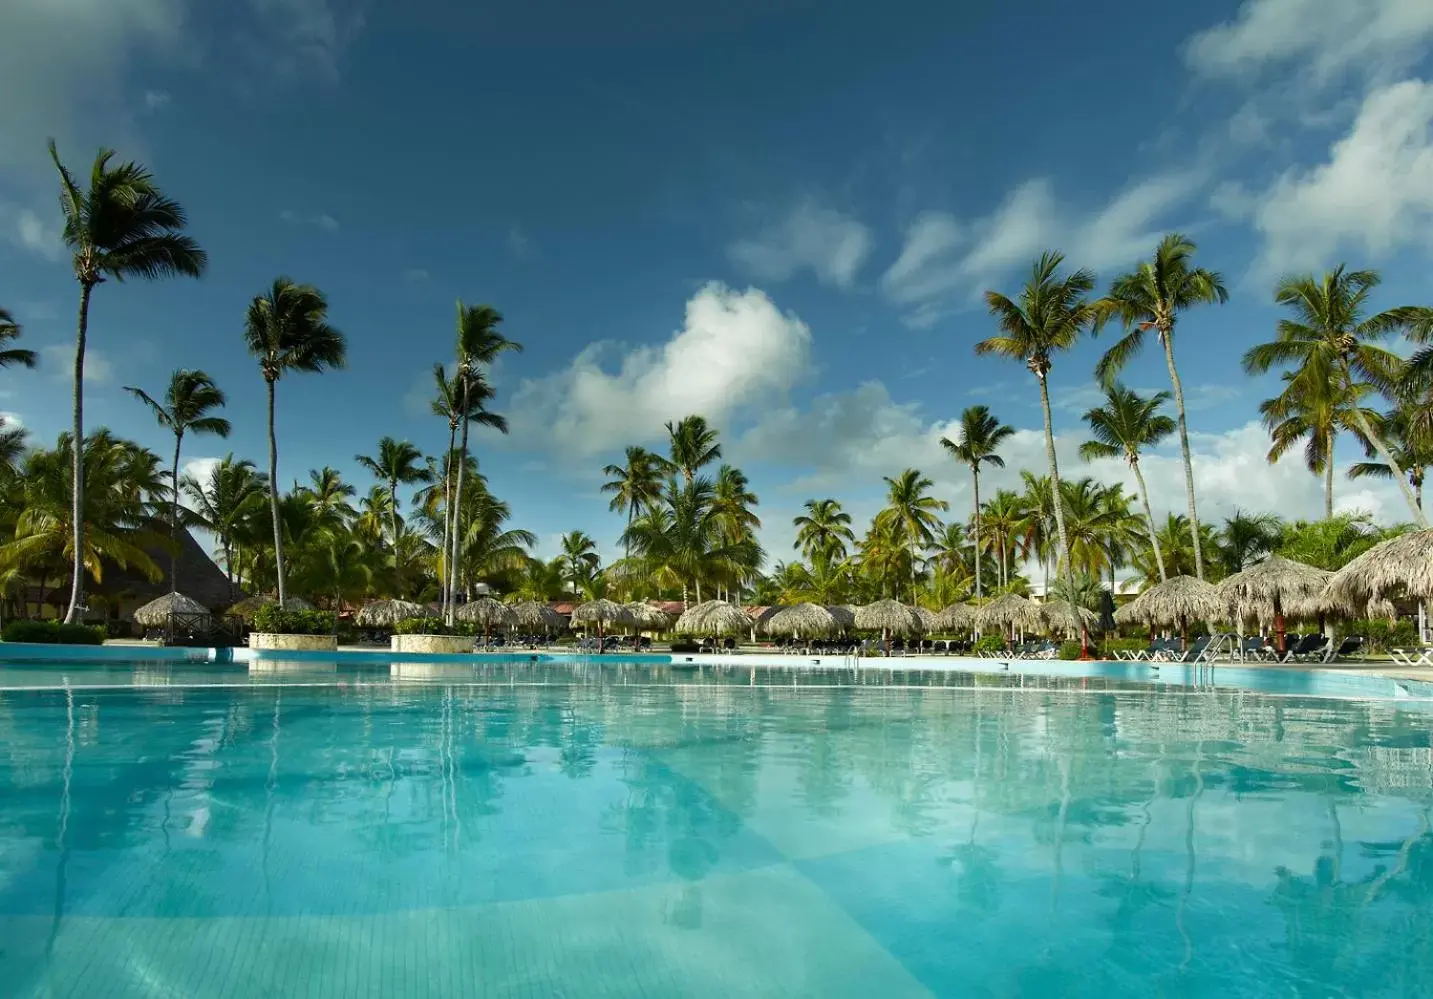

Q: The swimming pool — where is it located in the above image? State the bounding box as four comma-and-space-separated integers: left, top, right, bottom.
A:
2, 658, 1431, 996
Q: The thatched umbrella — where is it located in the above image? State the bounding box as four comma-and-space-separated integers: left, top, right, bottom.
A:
1114, 575, 1219, 647
1040, 599, 1097, 637
1218, 555, 1332, 655
977, 593, 1043, 645
1328, 529, 1433, 608
854, 599, 921, 654
936, 603, 975, 632
825, 605, 857, 631
508, 600, 565, 633
133, 592, 211, 628
624, 602, 672, 632
765, 603, 839, 638
674, 599, 749, 638
570, 599, 633, 649
456, 597, 515, 644
356, 599, 429, 628
912, 606, 940, 634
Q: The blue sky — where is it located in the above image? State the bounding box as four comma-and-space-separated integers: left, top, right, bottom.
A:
3, 0, 1433, 565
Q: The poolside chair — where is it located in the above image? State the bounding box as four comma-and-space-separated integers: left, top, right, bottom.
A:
1283, 633, 1327, 662
1324, 636, 1365, 662
1390, 647, 1433, 667
1173, 635, 1212, 662
1236, 636, 1269, 662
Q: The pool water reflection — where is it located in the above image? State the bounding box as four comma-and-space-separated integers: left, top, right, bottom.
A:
1, 662, 1431, 996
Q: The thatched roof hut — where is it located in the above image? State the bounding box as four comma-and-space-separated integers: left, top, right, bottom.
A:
456, 597, 514, 627
674, 599, 750, 636
765, 603, 839, 637
89, 521, 236, 617
1040, 599, 1097, 636
133, 592, 211, 627
624, 602, 672, 630
570, 598, 631, 643
1218, 555, 1332, 621
976, 593, 1043, 634
825, 605, 857, 631
1327, 529, 1433, 609
356, 599, 429, 627
508, 600, 566, 631
936, 603, 976, 631
1114, 575, 1219, 643
854, 599, 921, 635
912, 606, 941, 634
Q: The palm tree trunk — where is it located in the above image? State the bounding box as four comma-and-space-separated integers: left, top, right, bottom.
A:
1341, 368, 1429, 528
971, 468, 983, 604
1162, 335, 1205, 580
170, 432, 183, 593
1038, 374, 1082, 645
266, 378, 288, 606
1324, 445, 1335, 521
388, 481, 400, 558
63, 281, 94, 624
1130, 458, 1166, 582
439, 423, 457, 618
447, 384, 472, 625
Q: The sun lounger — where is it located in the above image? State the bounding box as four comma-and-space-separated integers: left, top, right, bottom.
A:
1323, 636, 1365, 662
1390, 647, 1433, 667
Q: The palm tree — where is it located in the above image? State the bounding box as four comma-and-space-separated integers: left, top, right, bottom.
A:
1079, 383, 1175, 582
793, 499, 856, 562
1210, 511, 1284, 576
1093, 234, 1227, 580
0, 308, 37, 369
181, 454, 267, 595
878, 468, 948, 601
243, 277, 346, 606
1259, 362, 1377, 520
601, 446, 664, 557
48, 141, 207, 621
355, 437, 430, 553
124, 369, 230, 594
1243, 266, 1433, 528
981, 489, 1026, 590
301, 466, 357, 526
978, 251, 1094, 641
940, 405, 1014, 604
1349, 393, 1433, 513
1, 417, 28, 474
663, 415, 722, 484
447, 302, 520, 623
558, 530, 600, 596
430, 365, 505, 614
623, 478, 761, 606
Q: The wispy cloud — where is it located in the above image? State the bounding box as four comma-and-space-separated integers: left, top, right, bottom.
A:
402, 267, 431, 284
508, 224, 536, 260
728, 200, 873, 289
40, 345, 113, 384
279, 209, 340, 231
142, 89, 171, 113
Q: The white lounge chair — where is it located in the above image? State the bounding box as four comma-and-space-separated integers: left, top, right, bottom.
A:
1389, 647, 1433, 667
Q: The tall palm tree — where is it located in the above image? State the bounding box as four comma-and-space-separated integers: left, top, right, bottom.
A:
0, 308, 37, 369
124, 369, 230, 593
982, 489, 1026, 590
429, 365, 505, 614
558, 530, 600, 596
792, 499, 856, 562
712, 465, 761, 601
447, 302, 520, 623
355, 437, 430, 553
243, 277, 346, 606
1244, 266, 1433, 528
181, 454, 267, 595
301, 466, 357, 526
1349, 396, 1433, 513
1213, 511, 1284, 575
601, 446, 664, 557
978, 250, 1094, 640
663, 415, 722, 484
49, 141, 207, 621
1079, 383, 1175, 582
878, 468, 948, 601
1259, 362, 1377, 520
1094, 234, 1228, 580
0, 417, 27, 474
940, 405, 1014, 604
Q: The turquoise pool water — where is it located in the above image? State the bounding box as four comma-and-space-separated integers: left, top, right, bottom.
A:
2, 660, 1432, 997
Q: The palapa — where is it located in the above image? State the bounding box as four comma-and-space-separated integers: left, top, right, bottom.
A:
570, 599, 632, 648
456, 597, 514, 643
1040, 599, 1097, 636
508, 600, 566, 631
765, 603, 839, 637
674, 599, 750, 636
825, 605, 857, 630
912, 606, 941, 634
976, 593, 1043, 641
1114, 575, 1219, 645
133, 592, 211, 627
1217, 555, 1332, 654
623, 602, 672, 631
1328, 529, 1433, 608
936, 603, 976, 631
854, 599, 922, 634
355, 598, 429, 628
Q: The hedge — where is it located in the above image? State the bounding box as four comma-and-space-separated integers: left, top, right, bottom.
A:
251, 606, 336, 636
2, 620, 107, 645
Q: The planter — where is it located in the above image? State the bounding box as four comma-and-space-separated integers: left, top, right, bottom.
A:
391, 634, 474, 655
248, 632, 338, 652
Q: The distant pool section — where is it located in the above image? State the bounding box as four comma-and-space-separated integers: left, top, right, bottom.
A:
3, 655, 1433, 996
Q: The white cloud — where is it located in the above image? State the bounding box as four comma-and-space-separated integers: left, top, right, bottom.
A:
4, 206, 63, 260
40, 345, 113, 384
880, 173, 1200, 322
508, 224, 536, 260
177, 456, 221, 510
279, 209, 340, 231
728, 201, 874, 289
1240, 79, 1433, 274
142, 88, 171, 112
0, 410, 24, 430
509, 283, 812, 456
1185, 0, 1433, 84
245, 0, 366, 80
402, 267, 431, 283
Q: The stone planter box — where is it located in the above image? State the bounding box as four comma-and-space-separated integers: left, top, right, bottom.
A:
248, 632, 338, 652
390, 634, 474, 655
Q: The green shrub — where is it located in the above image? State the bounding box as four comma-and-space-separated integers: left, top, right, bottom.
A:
973, 635, 1006, 655
1350, 618, 1419, 652
2, 620, 106, 645
1102, 637, 1149, 658
252, 605, 335, 635
393, 616, 453, 635
1058, 640, 1087, 660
